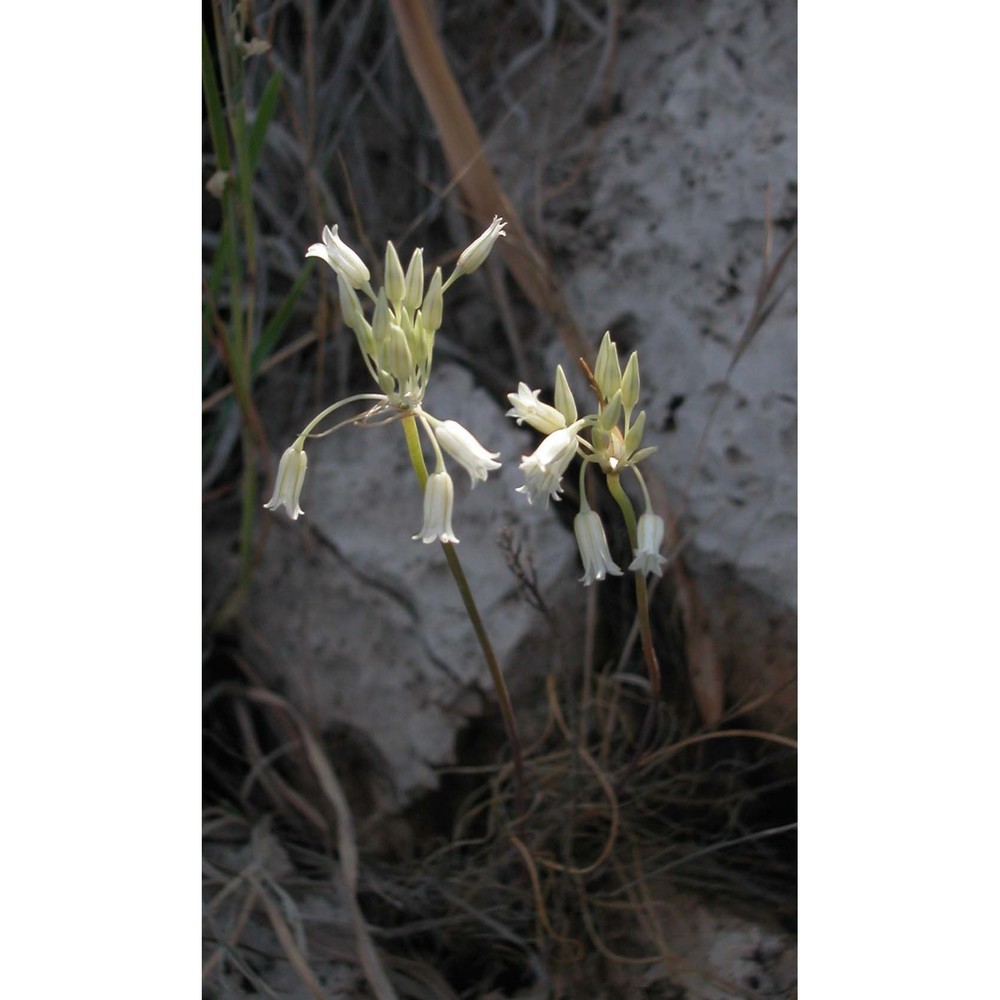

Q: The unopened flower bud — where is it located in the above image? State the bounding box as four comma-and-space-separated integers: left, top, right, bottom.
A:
624, 409, 647, 455
384, 240, 405, 307
620, 351, 640, 413
455, 215, 507, 275
384, 322, 413, 384
594, 331, 622, 400
554, 364, 578, 424
337, 273, 374, 357
422, 267, 443, 332
371, 288, 390, 344
403, 248, 425, 313
597, 390, 622, 433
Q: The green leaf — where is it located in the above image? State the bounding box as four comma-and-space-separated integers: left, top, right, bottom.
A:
202, 25, 231, 172
248, 70, 282, 175
251, 261, 314, 372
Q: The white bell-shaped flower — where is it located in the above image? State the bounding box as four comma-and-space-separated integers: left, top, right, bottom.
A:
433, 420, 501, 487
413, 471, 459, 544
516, 422, 583, 507
628, 512, 667, 576
263, 444, 308, 520
573, 507, 622, 585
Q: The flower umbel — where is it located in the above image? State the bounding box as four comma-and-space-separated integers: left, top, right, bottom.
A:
269, 216, 526, 814
266, 219, 508, 547
413, 471, 458, 544
264, 444, 308, 520
628, 511, 667, 576
574, 507, 623, 585
507, 330, 663, 584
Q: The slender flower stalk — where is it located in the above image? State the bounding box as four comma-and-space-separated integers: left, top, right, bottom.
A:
266, 217, 527, 817
401, 414, 527, 818
606, 471, 662, 752
506, 330, 665, 762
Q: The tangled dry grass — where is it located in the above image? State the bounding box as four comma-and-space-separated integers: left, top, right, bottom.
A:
203, 631, 795, 997
203, 1, 797, 996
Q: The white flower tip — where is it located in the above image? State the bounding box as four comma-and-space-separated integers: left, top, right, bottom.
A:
456, 216, 508, 274
628, 552, 667, 576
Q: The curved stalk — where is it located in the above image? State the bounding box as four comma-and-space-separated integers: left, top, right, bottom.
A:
401, 414, 527, 818
298, 393, 388, 441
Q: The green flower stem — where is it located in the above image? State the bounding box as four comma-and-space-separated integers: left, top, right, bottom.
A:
401, 414, 527, 818
606, 472, 662, 742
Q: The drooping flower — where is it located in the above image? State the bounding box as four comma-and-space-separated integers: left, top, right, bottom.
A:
413, 471, 459, 544
263, 444, 308, 520
305, 224, 371, 290
433, 420, 501, 487
573, 508, 622, 585
628, 512, 667, 576
268, 217, 511, 543
455, 216, 507, 275
505, 382, 568, 435
515, 421, 584, 507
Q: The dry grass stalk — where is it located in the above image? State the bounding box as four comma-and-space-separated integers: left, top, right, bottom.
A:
389, 0, 592, 365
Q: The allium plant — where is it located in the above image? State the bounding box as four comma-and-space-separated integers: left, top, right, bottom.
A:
265, 217, 507, 542
264, 216, 526, 811
507, 331, 668, 739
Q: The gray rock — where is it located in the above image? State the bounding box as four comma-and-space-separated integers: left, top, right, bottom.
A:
498, 0, 798, 728
248, 364, 581, 807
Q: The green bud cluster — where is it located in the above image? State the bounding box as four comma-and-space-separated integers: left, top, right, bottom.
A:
321, 219, 504, 409
585, 332, 656, 475
336, 242, 444, 409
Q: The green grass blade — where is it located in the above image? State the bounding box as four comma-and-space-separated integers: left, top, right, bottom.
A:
252, 261, 314, 372
202, 25, 231, 172
248, 71, 283, 175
